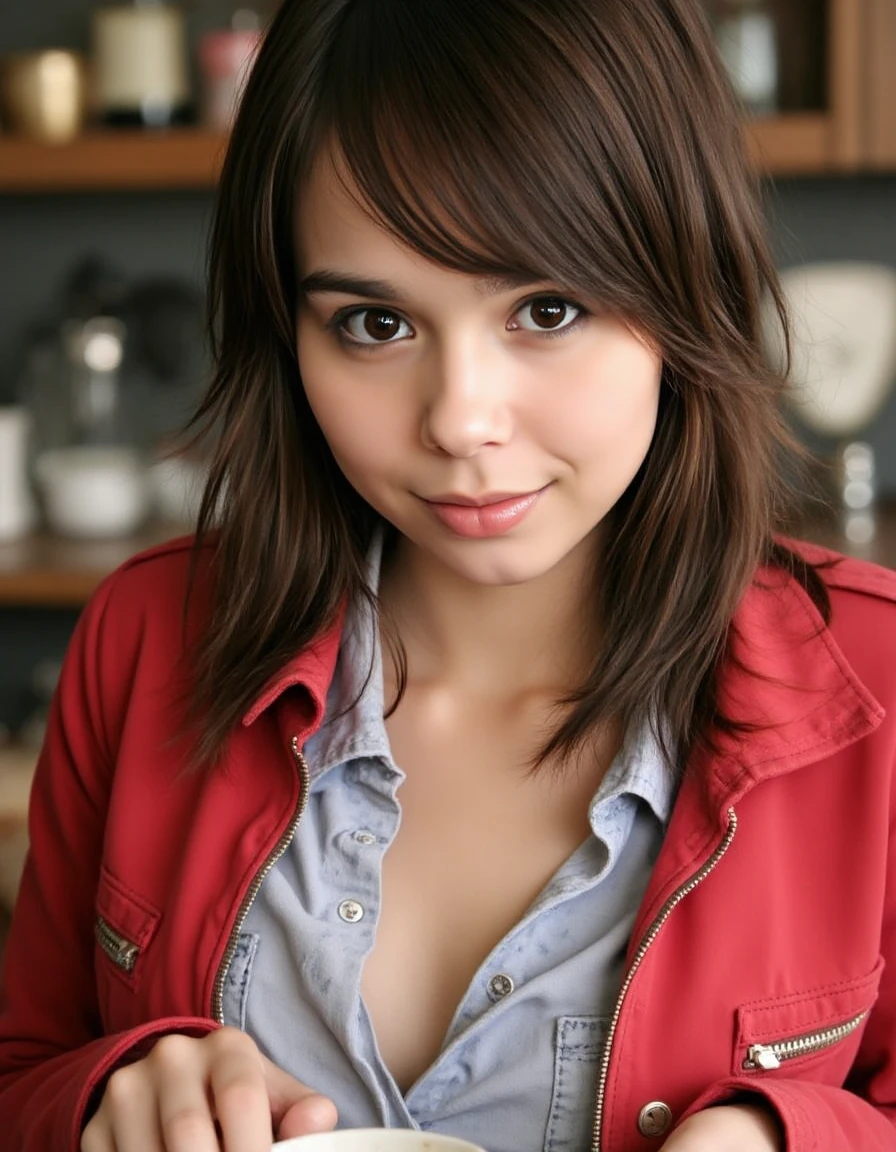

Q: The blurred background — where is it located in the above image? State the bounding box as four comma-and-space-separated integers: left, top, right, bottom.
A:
0, 0, 894, 913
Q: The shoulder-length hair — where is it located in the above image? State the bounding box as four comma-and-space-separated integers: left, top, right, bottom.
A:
188, 0, 822, 771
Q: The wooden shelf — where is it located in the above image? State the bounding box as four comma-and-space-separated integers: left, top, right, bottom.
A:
0, 128, 228, 192
0, 508, 894, 610
0, 525, 183, 607
746, 114, 844, 176
0, 111, 886, 194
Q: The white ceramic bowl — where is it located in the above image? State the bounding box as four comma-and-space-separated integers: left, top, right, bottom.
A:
35, 446, 150, 538
148, 454, 207, 525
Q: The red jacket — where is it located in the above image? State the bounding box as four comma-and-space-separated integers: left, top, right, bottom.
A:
0, 537, 895, 1151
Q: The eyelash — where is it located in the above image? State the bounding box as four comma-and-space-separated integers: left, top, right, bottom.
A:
325, 295, 590, 352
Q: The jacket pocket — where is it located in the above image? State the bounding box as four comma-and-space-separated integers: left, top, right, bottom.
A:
94, 864, 162, 993
733, 957, 884, 1078
544, 1016, 608, 1152
220, 932, 259, 1030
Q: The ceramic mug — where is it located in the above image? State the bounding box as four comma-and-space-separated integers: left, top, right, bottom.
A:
273, 1131, 486, 1152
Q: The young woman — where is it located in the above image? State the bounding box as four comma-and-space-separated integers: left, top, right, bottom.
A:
1, 1, 895, 1150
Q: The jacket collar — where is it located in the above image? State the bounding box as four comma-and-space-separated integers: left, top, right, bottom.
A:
695, 562, 884, 813
239, 562, 884, 798
241, 605, 345, 738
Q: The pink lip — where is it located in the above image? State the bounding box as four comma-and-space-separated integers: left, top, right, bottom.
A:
422, 487, 547, 538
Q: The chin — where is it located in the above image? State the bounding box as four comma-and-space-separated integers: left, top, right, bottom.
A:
434, 539, 577, 588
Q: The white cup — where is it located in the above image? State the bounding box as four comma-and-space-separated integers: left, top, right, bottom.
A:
273, 1131, 486, 1152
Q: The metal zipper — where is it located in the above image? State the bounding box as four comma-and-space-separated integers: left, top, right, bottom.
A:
743, 1011, 868, 1071
591, 807, 738, 1151
211, 737, 311, 1023
95, 915, 140, 973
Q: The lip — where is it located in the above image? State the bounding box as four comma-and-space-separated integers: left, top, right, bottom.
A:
425, 491, 532, 507
421, 486, 548, 538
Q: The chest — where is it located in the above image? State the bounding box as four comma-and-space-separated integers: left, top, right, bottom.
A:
360, 697, 613, 1089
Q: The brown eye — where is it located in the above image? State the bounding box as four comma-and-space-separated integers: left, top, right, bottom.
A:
530, 299, 568, 328
511, 296, 582, 334
341, 308, 413, 345
364, 311, 401, 340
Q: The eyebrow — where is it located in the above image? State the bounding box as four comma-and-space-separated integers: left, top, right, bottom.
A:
299, 269, 542, 302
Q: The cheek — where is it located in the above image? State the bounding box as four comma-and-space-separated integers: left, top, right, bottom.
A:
541, 346, 661, 464
298, 353, 403, 489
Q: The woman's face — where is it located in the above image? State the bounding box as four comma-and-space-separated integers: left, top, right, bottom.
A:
295, 155, 662, 588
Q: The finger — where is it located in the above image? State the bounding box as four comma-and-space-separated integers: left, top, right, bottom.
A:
85, 1063, 165, 1152
276, 1094, 339, 1141
81, 1111, 116, 1152
148, 1034, 224, 1152
262, 1055, 337, 1138
208, 1035, 276, 1152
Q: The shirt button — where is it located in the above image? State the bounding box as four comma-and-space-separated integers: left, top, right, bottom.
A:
637, 1101, 673, 1138
337, 899, 365, 923
487, 973, 515, 1001
352, 830, 377, 846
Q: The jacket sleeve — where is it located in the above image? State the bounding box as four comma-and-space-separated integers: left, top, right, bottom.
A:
677, 781, 896, 1152
0, 575, 217, 1152
677, 1075, 896, 1150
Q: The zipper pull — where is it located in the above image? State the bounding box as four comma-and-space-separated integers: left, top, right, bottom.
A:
744, 1044, 781, 1071
95, 916, 139, 973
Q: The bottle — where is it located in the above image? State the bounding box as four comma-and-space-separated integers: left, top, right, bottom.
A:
709, 0, 779, 116
197, 5, 267, 131
0, 407, 37, 542
91, 0, 193, 128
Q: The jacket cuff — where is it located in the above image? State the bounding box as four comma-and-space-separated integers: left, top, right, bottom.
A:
74, 1017, 219, 1150
677, 1074, 896, 1152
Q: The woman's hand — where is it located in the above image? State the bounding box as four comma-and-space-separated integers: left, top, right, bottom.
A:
662, 1102, 784, 1150
81, 1027, 338, 1152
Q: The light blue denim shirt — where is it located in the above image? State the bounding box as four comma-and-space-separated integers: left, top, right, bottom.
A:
223, 550, 674, 1152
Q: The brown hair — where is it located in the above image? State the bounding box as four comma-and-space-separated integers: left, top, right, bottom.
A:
188, 0, 823, 770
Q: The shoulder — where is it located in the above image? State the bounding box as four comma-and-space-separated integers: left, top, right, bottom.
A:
99, 532, 207, 597
789, 537, 896, 604
88, 534, 212, 629
784, 537, 896, 624
777, 538, 896, 687
71, 534, 215, 690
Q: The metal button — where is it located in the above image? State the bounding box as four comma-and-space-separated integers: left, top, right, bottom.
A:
487, 973, 514, 1001
337, 899, 365, 923
352, 831, 377, 846
637, 1101, 673, 1138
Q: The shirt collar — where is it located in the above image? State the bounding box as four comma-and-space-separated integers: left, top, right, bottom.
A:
301, 533, 395, 777
589, 717, 675, 829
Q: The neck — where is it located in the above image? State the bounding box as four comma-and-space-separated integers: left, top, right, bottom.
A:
378, 533, 601, 699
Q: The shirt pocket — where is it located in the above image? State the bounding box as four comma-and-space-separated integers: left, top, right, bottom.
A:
94, 865, 162, 1027
733, 956, 885, 1081
220, 932, 260, 1030
544, 1015, 608, 1152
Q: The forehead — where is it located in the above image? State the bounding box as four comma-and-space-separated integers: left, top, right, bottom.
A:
295, 149, 536, 299
296, 150, 372, 252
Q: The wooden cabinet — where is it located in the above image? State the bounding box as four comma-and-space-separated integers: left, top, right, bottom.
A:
864, 0, 896, 167
714, 0, 895, 175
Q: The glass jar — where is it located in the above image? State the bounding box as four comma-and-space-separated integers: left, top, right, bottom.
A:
91, 0, 193, 127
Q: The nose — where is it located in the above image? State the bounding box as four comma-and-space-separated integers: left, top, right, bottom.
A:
420, 337, 513, 457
